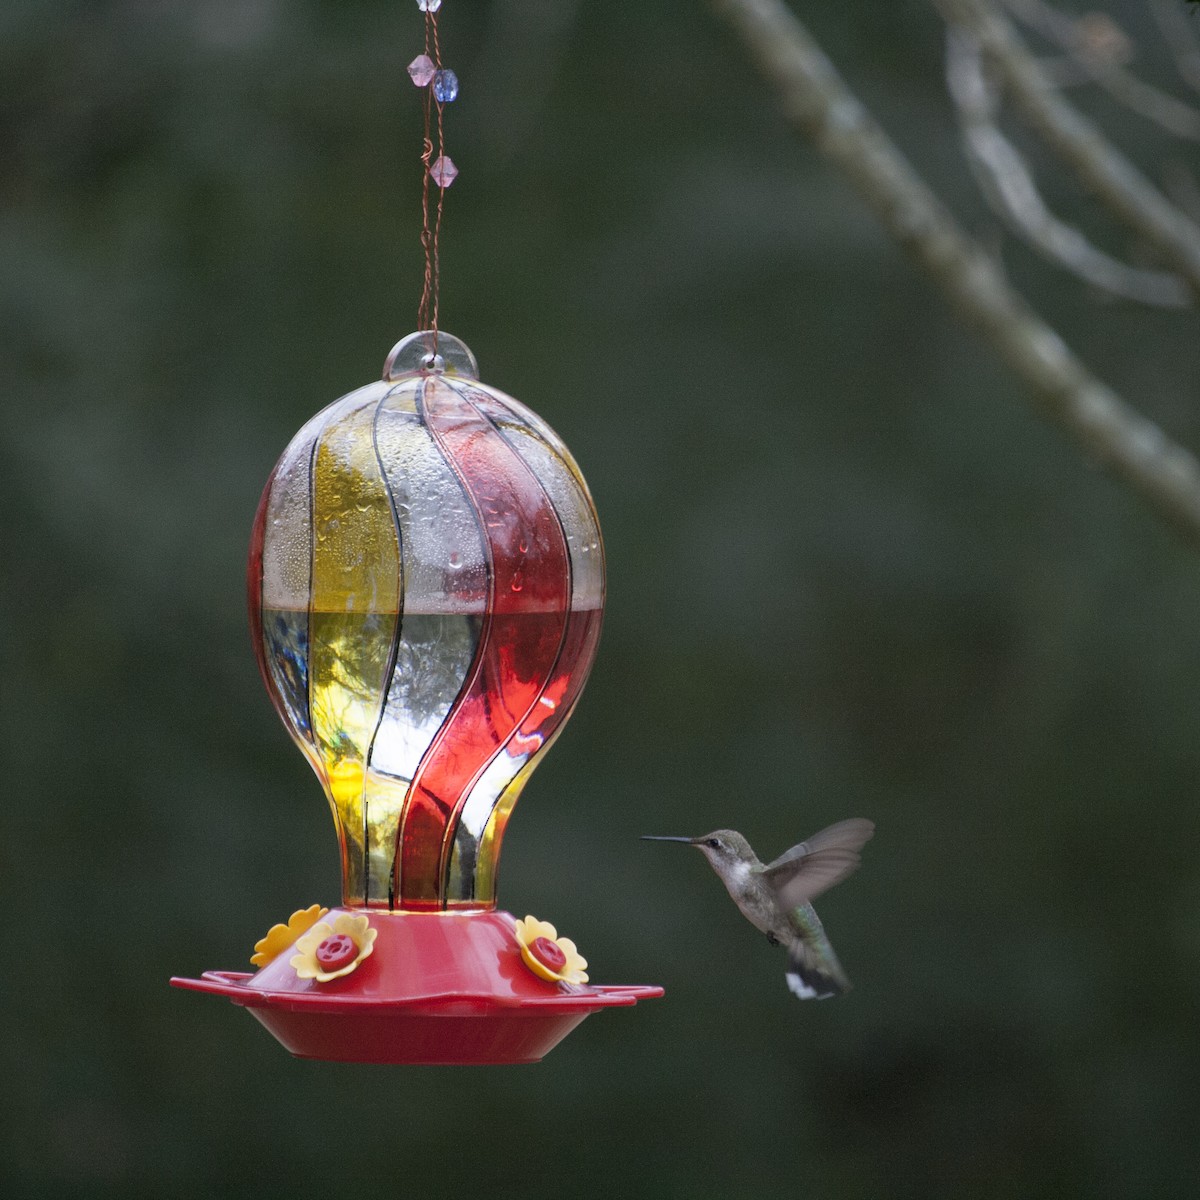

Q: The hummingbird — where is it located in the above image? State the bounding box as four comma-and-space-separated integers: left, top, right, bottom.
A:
642, 819, 874, 999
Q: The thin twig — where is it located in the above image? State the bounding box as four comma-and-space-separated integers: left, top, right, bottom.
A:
945, 27, 1190, 307
933, 0, 1200, 300
1001, 0, 1200, 141
711, 0, 1200, 548
1034, 53, 1116, 91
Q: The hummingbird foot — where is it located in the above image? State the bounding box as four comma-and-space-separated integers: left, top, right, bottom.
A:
766, 931, 782, 947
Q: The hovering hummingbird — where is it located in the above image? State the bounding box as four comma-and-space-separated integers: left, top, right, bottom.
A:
642, 819, 875, 999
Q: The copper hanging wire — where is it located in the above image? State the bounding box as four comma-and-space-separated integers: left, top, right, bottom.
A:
430, 14, 446, 346
416, 7, 446, 358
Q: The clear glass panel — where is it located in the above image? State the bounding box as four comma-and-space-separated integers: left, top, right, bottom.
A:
383, 330, 479, 381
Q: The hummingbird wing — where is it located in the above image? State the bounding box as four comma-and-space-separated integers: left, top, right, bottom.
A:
760, 818, 875, 907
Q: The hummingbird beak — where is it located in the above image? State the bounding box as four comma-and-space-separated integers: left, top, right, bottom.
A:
640, 836, 696, 843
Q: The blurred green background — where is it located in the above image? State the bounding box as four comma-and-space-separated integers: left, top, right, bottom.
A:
5, 1, 1200, 1196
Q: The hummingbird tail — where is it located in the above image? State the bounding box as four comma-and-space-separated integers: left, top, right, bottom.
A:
785, 939, 851, 1001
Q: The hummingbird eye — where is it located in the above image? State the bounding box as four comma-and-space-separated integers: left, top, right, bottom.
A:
706, 838, 720, 850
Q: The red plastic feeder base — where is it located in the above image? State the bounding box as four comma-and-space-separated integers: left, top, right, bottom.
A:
171, 909, 662, 1065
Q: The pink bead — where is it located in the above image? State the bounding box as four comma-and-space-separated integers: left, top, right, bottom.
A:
407, 54, 435, 87
430, 156, 458, 187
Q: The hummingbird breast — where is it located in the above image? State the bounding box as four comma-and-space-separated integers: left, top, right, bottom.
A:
724, 866, 783, 937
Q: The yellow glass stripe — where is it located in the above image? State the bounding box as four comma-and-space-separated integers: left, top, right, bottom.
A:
307, 399, 401, 904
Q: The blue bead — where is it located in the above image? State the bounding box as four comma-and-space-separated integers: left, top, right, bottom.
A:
433, 69, 459, 103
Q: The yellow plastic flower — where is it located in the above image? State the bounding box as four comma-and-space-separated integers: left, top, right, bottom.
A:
290, 912, 377, 983
251, 904, 329, 968
514, 915, 588, 985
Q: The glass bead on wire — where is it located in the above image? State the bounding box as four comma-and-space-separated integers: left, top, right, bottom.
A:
433, 69, 459, 103
430, 155, 458, 188
407, 55, 435, 87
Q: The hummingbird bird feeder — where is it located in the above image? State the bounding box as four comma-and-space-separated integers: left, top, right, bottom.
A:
171, 3, 660, 1062
171, 2, 660, 1064
171, 331, 662, 1063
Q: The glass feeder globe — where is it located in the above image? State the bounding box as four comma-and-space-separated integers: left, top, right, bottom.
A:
247, 332, 605, 912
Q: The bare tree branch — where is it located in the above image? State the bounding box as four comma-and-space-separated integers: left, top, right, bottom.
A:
944, 26, 1191, 306
933, 0, 1200, 300
1001, 0, 1200, 141
711, 0, 1200, 548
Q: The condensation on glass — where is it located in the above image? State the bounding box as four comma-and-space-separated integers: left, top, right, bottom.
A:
247, 333, 605, 911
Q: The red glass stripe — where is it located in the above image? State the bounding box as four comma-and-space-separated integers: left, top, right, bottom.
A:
464, 389, 604, 766
246, 476, 274, 710
396, 378, 571, 907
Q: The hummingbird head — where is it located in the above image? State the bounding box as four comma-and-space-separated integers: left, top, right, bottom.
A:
641, 829, 758, 874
